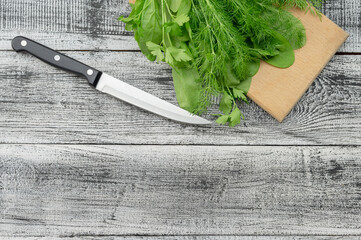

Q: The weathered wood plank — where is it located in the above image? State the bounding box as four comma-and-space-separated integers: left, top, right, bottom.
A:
1, 145, 361, 236
0, 0, 138, 50
323, 0, 361, 52
0, 52, 360, 145
0, 0, 358, 52
2, 237, 361, 240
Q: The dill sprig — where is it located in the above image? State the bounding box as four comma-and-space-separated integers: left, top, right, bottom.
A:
270, 0, 325, 14
190, 0, 251, 89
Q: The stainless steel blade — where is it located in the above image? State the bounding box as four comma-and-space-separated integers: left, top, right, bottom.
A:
96, 73, 212, 125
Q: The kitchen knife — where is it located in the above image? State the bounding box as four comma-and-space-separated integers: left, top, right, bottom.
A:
11, 36, 211, 125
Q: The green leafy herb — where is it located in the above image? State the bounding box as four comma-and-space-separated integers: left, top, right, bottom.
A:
120, 0, 324, 126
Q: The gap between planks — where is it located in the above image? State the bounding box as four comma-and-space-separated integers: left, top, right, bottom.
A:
1, 50, 360, 54
0, 143, 361, 147
2, 236, 361, 239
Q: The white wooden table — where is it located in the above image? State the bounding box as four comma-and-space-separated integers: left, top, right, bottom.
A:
0, 0, 360, 239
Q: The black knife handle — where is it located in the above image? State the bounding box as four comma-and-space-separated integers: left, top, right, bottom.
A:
12, 36, 102, 87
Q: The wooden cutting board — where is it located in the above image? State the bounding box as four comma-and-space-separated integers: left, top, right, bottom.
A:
127, 1, 349, 122
248, 8, 349, 122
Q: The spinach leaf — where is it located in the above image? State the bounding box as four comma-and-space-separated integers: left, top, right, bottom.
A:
172, 66, 203, 112
263, 32, 295, 68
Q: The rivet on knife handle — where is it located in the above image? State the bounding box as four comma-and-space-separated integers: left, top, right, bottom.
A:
11, 36, 102, 87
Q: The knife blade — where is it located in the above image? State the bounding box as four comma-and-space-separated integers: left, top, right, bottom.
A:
11, 36, 211, 125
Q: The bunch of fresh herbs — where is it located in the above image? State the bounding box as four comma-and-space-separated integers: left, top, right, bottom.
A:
120, 0, 323, 126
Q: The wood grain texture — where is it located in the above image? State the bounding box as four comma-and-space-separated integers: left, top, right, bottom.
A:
0, 1, 360, 238
249, 9, 349, 122
0, 0, 358, 52
2, 237, 361, 240
0, 0, 138, 51
0, 52, 360, 145
1, 145, 361, 236
323, 0, 361, 52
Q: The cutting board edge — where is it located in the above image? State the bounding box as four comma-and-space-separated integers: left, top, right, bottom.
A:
247, 11, 350, 123
249, 32, 349, 123
280, 31, 349, 123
